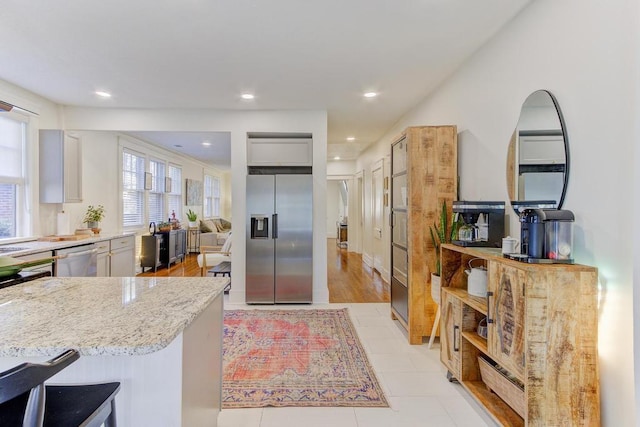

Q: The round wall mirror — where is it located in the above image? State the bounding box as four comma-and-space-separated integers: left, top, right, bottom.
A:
506, 90, 569, 212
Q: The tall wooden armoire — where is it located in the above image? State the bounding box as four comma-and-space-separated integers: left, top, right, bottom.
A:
390, 126, 457, 344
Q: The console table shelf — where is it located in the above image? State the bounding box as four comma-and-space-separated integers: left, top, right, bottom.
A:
439, 243, 600, 426
140, 229, 187, 272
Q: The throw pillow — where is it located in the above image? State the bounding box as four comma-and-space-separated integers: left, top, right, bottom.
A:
199, 220, 213, 233
219, 218, 232, 231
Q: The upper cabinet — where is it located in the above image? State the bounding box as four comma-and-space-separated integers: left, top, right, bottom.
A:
39, 130, 83, 203
246, 133, 313, 167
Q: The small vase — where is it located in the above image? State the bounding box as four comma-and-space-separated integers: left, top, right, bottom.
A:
431, 273, 441, 305
86, 221, 100, 234
188, 221, 197, 228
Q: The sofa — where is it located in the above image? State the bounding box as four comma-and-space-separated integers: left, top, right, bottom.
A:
198, 218, 231, 248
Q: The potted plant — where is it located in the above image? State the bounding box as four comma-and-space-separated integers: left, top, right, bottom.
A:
157, 221, 172, 232
186, 209, 198, 228
83, 205, 105, 234
429, 200, 460, 302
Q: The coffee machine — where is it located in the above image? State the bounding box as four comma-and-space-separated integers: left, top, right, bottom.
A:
452, 201, 505, 248
513, 208, 575, 263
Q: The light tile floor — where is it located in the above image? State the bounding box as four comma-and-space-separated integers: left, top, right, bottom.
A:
219, 301, 496, 427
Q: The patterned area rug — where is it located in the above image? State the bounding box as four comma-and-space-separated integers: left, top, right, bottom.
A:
222, 308, 388, 408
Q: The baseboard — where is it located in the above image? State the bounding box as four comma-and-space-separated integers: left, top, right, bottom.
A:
362, 252, 373, 267
379, 266, 390, 283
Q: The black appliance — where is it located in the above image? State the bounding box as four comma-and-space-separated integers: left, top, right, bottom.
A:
0, 270, 51, 290
513, 208, 575, 263
452, 201, 505, 248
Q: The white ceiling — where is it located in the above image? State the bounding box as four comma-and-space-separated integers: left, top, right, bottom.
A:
123, 131, 231, 170
0, 0, 530, 167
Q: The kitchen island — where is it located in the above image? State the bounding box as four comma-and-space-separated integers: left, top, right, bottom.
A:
0, 276, 228, 426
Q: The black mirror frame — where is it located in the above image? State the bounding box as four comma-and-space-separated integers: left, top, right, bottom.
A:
510, 89, 570, 211
545, 90, 570, 209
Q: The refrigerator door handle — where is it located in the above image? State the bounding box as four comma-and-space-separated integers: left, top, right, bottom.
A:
272, 213, 278, 239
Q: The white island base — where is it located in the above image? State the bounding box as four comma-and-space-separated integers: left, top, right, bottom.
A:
0, 277, 226, 427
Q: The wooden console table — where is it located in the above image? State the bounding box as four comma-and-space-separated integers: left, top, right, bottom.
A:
439, 243, 599, 426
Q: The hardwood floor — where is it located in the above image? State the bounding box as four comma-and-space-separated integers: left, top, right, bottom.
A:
137, 241, 390, 304
327, 238, 390, 303
136, 253, 202, 277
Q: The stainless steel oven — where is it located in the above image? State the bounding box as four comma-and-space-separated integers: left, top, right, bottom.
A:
54, 244, 98, 277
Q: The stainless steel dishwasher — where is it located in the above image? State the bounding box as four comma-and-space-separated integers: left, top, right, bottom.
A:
54, 244, 98, 277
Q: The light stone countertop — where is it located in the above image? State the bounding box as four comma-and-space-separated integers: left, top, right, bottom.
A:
0, 276, 228, 357
0, 232, 136, 257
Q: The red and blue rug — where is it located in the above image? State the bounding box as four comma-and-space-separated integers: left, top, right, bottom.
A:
222, 308, 388, 408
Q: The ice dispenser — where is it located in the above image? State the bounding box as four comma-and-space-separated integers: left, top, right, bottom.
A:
250, 215, 269, 239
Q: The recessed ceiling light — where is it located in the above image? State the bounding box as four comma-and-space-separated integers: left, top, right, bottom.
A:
202, 141, 211, 146
363, 92, 378, 98
334, 156, 340, 160
346, 137, 355, 141
95, 91, 111, 98
241, 93, 255, 100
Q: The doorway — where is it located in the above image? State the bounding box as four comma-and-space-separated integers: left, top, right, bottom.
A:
326, 170, 388, 303
371, 159, 384, 273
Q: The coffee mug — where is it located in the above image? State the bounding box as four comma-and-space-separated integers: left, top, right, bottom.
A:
502, 236, 519, 254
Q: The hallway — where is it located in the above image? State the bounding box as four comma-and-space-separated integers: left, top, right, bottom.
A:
327, 238, 390, 303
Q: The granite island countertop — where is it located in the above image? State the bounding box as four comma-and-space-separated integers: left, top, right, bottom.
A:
0, 276, 227, 357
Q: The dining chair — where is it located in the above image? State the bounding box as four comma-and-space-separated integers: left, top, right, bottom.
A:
0, 349, 120, 427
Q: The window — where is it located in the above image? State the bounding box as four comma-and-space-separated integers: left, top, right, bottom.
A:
122, 150, 145, 227
204, 175, 220, 218
167, 165, 182, 221
148, 159, 166, 224
0, 115, 26, 238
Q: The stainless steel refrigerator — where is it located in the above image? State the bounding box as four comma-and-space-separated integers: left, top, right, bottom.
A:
246, 174, 313, 303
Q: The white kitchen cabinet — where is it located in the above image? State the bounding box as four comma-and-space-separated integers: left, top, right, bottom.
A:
39, 130, 83, 203
95, 240, 110, 277
96, 236, 135, 277
109, 235, 135, 277
247, 136, 312, 166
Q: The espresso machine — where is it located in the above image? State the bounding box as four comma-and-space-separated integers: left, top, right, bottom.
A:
510, 208, 574, 263
452, 201, 505, 248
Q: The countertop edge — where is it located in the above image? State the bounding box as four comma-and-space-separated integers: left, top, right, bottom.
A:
0, 277, 227, 357
1, 232, 137, 257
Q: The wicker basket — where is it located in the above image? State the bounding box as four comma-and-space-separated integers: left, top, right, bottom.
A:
478, 356, 525, 418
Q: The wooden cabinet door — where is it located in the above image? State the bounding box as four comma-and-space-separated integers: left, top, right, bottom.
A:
487, 262, 526, 379
440, 290, 462, 379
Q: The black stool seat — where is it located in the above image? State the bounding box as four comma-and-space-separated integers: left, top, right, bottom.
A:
0, 350, 120, 427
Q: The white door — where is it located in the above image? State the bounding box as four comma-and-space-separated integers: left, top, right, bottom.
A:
372, 160, 384, 272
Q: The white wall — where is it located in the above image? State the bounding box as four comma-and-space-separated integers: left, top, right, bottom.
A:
360, 1, 638, 424
327, 160, 356, 175
354, 141, 391, 278
326, 180, 340, 238
62, 107, 329, 304
37, 130, 230, 237
0, 80, 63, 239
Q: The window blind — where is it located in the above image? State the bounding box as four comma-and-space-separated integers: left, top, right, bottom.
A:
122, 150, 145, 227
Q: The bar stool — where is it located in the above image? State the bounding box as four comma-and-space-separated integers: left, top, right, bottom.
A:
0, 349, 120, 426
